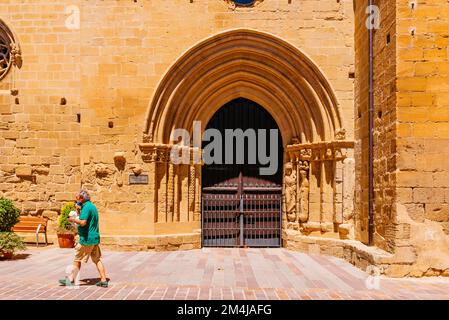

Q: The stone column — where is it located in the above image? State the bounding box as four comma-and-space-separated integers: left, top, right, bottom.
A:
295, 158, 301, 220
167, 162, 175, 222
320, 149, 335, 232
194, 164, 201, 221
334, 159, 344, 224
173, 164, 181, 222
307, 149, 321, 231
338, 156, 355, 239
298, 160, 310, 223
148, 161, 158, 223
157, 161, 167, 223
343, 156, 355, 222
179, 164, 189, 222
188, 164, 196, 222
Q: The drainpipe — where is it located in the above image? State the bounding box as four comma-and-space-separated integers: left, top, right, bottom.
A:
368, 0, 375, 246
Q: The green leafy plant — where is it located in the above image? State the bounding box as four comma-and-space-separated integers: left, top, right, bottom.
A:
58, 202, 76, 234
0, 232, 26, 255
0, 197, 21, 232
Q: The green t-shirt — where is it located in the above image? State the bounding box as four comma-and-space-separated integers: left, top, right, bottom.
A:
78, 201, 100, 245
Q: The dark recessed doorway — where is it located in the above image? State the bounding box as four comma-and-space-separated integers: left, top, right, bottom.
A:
201, 98, 283, 248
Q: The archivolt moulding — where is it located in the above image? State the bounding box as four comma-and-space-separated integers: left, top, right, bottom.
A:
143, 28, 343, 147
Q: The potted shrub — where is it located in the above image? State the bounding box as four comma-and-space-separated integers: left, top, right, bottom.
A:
0, 197, 25, 259
0, 197, 21, 232
57, 202, 77, 248
0, 232, 26, 259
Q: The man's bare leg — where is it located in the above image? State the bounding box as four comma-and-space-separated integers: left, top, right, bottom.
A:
69, 261, 81, 283
95, 260, 107, 282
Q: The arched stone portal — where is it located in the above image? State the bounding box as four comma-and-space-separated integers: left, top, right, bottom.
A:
201, 98, 284, 247
139, 29, 355, 242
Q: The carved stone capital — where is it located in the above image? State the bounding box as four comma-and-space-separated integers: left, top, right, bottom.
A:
286, 141, 354, 162
139, 143, 170, 163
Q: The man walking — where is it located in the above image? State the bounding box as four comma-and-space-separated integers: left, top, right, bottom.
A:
59, 190, 108, 288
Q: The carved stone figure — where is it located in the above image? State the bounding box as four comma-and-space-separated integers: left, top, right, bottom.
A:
335, 128, 346, 140
284, 162, 297, 222
142, 133, 151, 143
10, 42, 22, 68
82, 162, 114, 187
291, 137, 300, 145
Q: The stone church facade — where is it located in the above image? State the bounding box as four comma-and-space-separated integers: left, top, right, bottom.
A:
0, 0, 448, 277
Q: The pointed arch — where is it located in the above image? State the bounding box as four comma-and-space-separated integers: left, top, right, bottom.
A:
143, 28, 343, 145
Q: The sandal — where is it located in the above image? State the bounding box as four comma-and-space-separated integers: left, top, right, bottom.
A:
95, 280, 109, 288
59, 278, 74, 286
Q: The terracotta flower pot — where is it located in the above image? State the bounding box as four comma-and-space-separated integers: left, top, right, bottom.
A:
57, 233, 75, 248
1, 251, 13, 259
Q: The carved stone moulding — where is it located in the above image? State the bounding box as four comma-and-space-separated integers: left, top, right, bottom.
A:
286, 140, 354, 162
139, 143, 202, 165
139, 143, 170, 163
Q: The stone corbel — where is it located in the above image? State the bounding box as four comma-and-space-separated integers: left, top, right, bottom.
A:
113, 152, 126, 187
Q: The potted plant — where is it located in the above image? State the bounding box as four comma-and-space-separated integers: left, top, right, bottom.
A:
0, 197, 21, 232
57, 202, 77, 248
0, 198, 25, 259
0, 232, 26, 259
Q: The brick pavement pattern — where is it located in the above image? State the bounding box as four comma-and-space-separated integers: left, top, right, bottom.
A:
1, 247, 449, 300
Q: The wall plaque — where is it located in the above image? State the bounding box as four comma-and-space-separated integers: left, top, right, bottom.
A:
129, 174, 148, 185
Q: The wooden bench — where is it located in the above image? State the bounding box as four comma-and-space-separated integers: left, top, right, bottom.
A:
13, 216, 48, 247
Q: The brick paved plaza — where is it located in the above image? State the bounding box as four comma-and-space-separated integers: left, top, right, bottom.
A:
1, 247, 449, 300
1, 1, 449, 281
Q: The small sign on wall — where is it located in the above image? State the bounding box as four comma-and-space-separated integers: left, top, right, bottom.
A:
129, 174, 149, 185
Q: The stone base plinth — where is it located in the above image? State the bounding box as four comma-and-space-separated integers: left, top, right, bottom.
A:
283, 229, 436, 278
17, 232, 201, 252
100, 233, 201, 251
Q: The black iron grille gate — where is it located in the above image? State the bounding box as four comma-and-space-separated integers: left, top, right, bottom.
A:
201, 193, 282, 247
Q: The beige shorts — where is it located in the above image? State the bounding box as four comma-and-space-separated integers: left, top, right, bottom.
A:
74, 243, 102, 263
